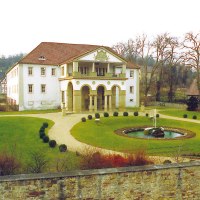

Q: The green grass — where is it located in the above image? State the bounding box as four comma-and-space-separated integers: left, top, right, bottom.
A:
0, 117, 80, 172
71, 116, 200, 156
0, 109, 61, 115
159, 108, 200, 119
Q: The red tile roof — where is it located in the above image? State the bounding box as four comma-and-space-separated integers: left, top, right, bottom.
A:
18, 42, 138, 69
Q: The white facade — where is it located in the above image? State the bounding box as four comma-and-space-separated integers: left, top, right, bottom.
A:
7, 64, 61, 111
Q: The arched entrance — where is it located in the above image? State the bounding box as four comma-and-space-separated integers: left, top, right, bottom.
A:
81, 86, 90, 111
97, 86, 105, 110
67, 82, 73, 111
112, 85, 120, 109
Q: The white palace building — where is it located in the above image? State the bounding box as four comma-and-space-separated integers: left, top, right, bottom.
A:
6, 42, 140, 112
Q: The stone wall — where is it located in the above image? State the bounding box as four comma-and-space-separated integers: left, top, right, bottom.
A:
0, 162, 200, 200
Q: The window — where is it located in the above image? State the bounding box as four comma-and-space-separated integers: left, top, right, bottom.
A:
52, 68, 56, 76
28, 67, 33, 75
41, 84, 46, 93
130, 86, 134, 93
28, 84, 33, 93
130, 70, 134, 77
41, 67, 46, 76
61, 66, 64, 76
78, 66, 88, 75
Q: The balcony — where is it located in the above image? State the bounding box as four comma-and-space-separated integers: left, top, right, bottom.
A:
64, 72, 126, 79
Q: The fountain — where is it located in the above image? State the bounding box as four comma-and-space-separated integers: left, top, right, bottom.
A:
144, 109, 165, 138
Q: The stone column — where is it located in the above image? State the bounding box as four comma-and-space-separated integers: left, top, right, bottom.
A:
107, 63, 110, 73
109, 95, 112, 110
104, 95, 108, 111
89, 95, 93, 111
119, 90, 126, 111
73, 90, 81, 112
94, 95, 97, 111
92, 63, 95, 72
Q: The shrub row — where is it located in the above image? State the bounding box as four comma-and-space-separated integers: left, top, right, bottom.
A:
82, 111, 140, 122
183, 114, 197, 119
38, 123, 67, 152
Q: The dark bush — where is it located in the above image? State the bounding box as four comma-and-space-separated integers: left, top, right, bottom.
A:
163, 160, 172, 164
39, 132, 45, 139
81, 117, 86, 122
146, 113, 149, 117
183, 114, 188, 118
88, 115, 92, 120
113, 112, 118, 117
156, 114, 159, 118
123, 112, 128, 116
187, 96, 199, 111
43, 122, 48, 128
0, 152, 21, 175
193, 115, 197, 119
95, 113, 100, 119
43, 135, 49, 143
59, 144, 67, 152
39, 127, 45, 133
134, 111, 139, 116
49, 140, 57, 148
104, 112, 109, 117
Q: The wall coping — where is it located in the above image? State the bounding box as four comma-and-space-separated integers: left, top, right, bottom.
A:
1, 161, 200, 182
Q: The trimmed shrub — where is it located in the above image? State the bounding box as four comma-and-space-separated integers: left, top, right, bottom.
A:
193, 115, 197, 119
113, 112, 118, 117
104, 112, 109, 117
163, 160, 172, 164
88, 115, 92, 120
95, 113, 100, 119
59, 144, 67, 152
156, 114, 159, 118
123, 112, 128, 116
43, 135, 49, 143
187, 96, 199, 111
145, 113, 149, 117
39, 132, 45, 139
183, 114, 188, 118
81, 117, 86, 122
134, 111, 139, 116
43, 122, 48, 128
49, 140, 57, 148
39, 126, 45, 132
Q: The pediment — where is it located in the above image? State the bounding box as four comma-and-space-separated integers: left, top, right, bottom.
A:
77, 47, 126, 63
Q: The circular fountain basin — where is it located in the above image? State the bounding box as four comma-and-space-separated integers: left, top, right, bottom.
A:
127, 130, 182, 139
115, 127, 196, 140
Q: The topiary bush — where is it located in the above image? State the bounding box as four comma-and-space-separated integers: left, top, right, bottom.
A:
104, 112, 109, 117
43, 135, 49, 143
146, 113, 149, 117
59, 144, 67, 152
39, 132, 45, 139
95, 113, 100, 119
156, 114, 159, 118
113, 112, 118, 117
39, 126, 45, 132
183, 114, 188, 118
81, 117, 86, 122
49, 140, 57, 148
193, 115, 197, 119
88, 115, 92, 120
123, 112, 128, 116
134, 111, 139, 116
43, 122, 48, 128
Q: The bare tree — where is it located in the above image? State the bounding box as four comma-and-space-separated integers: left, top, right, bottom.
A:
182, 32, 200, 91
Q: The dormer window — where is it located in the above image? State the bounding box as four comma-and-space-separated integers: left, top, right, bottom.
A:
38, 55, 46, 61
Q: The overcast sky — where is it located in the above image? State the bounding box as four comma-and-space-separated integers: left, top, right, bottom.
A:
1, 0, 200, 56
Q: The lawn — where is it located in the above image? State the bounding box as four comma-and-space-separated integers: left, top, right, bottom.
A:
0, 109, 61, 115
158, 107, 200, 119
71, 116, 200, 156
0, 116, 80, 172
